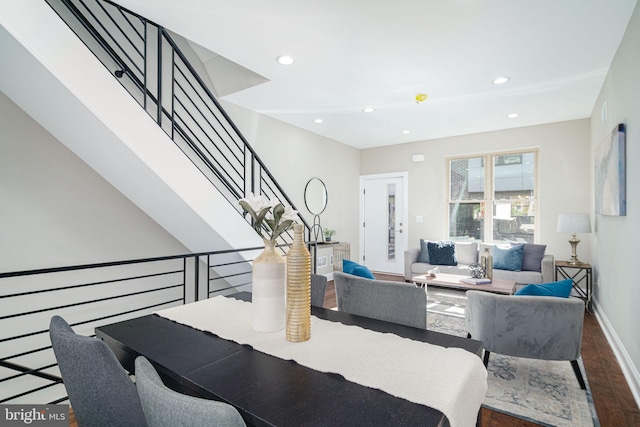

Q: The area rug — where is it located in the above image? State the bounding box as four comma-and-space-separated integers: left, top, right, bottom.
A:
426, 287, 600, 427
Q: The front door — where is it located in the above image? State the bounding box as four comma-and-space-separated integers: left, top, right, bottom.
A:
360, 173, 408, 274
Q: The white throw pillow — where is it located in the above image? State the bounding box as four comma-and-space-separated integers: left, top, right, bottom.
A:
454, 242, 478, 265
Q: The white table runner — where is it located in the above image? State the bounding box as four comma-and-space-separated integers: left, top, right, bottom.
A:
155, 296, 487, 427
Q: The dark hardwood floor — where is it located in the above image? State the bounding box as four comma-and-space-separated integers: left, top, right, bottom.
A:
69, 275, 639, 426
328, 272, 640, 427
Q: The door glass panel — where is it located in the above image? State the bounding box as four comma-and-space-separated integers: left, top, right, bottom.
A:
387, 184, 396, 260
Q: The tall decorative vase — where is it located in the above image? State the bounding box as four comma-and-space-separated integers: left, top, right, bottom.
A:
481, 247, 493, 280
285, 224, 311, 342
252, 239, 285, 332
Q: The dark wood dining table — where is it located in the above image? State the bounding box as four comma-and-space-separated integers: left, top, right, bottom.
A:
95, 292, 483, 427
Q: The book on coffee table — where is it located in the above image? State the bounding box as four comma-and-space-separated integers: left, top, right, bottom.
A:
460, 277, 492, 285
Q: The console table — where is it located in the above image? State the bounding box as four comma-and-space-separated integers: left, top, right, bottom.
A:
555, 261, 593, 312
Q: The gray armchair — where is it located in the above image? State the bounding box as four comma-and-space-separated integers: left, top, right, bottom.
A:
465, 290, 586, 389
135, 356, 246, 427
333, 271, 427, 329
310, 273, 327, 307
49, 315, 148, 427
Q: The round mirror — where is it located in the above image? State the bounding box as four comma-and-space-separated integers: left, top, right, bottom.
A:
304, 178, 328, 215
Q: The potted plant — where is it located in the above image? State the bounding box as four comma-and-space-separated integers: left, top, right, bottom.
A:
323, 228, 336, 242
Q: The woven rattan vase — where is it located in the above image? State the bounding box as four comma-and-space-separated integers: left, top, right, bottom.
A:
251, 239, 285, 332
285, 224, 311, 342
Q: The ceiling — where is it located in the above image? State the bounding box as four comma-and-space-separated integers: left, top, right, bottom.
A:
115, 0, 637, 149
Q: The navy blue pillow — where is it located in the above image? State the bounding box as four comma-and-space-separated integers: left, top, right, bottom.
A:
417, 239, 430, 263
342, 259, 376, 280
426, 241, 457, 266
493, 244, 524, 271
515, 279, 573, 298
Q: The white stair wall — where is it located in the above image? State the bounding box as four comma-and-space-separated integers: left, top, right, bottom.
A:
0, 0, 262, 257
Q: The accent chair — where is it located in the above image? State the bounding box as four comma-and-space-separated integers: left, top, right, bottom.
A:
333, 271, 427, 329
310, 273, 328, 307
465, 290, 586, 389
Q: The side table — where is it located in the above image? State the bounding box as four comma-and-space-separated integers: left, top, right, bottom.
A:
555, 261, 593, 312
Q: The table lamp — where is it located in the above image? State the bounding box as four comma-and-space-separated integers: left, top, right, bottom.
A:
556, 213, 591, 264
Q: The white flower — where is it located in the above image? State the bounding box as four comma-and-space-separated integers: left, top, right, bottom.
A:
281, 205, 299, 222
239, 192, 270, 214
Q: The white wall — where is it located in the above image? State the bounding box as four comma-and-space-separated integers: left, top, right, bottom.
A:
0, 91, 189, 271
589, 1, 640, 404
360, 119, 592, 262
222, 101, 362, 259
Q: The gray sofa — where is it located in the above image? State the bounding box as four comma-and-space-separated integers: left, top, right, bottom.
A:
404, 241, 554, 284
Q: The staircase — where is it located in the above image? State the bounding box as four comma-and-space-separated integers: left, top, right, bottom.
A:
0, 0, 309, 256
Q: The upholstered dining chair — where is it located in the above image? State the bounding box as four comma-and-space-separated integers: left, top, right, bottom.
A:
49, 315, 148, 427
333, 271, 427, 329
135, 356, 246, 427
310, 273, 327, 307
465, 290, 586, 389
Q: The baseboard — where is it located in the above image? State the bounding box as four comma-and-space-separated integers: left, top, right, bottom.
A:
593, 298, 640, 409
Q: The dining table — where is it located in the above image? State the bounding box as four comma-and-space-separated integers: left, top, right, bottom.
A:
95, 292, 485, 427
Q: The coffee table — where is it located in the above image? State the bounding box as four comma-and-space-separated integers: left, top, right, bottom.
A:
412, 273, 516, 295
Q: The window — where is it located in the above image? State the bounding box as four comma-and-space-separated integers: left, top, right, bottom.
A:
448, 151, 537, 243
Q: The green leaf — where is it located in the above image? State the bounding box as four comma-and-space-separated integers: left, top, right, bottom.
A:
239, 200, 256, 219
272, 219, 294, 239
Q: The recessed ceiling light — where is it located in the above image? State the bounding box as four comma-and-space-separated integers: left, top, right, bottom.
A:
507, 113, 519, 118
363, 107, 375, 113
313, 118, 324, 124
402, 130, 411, 134
276, 55, 295, 65
492, 76, 510, 85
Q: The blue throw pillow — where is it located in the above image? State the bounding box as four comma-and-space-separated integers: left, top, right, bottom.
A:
427, 241, 457, 266
342, 259, 376, 280
493, 244, 524, 271
515, 279, 573, 298
417, 239, 430, 263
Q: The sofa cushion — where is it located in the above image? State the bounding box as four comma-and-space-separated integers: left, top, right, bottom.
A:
492, 269, 543, 284
493, 244, 524, 271
515, 279, 573, 298
520, 243, 547, 272
411, 263, 471, 277
418, 239, 431, 263
343, 259, 376, 280
427, 241, 457, 266
454, 242, 479, 265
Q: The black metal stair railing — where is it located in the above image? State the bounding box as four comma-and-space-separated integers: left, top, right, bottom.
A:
0, 245, 261, 404
45, 0, 311, 246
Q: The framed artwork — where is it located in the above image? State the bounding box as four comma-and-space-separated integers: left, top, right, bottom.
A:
317, 256, 328, 268
595, 123, 626, 216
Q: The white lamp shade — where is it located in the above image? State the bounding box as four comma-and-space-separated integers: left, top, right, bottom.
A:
556, 213, 591, 233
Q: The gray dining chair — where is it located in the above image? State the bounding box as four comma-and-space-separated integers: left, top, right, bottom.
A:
465, 290, 586, 389
49, 315, 148, 427
333, 271, 427, 329
310, 273, 327, 307
135, 356, 246, 427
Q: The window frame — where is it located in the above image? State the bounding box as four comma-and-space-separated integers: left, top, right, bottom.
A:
446, 149, 539, 243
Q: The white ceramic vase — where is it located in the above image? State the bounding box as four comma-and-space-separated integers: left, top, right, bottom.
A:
251, 239, 285, 332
